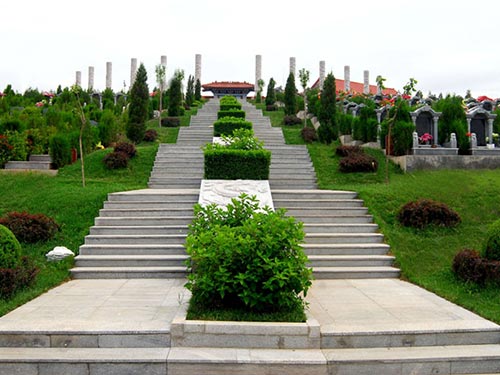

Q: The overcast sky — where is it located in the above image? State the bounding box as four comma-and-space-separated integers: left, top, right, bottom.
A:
2, 0, 500, 98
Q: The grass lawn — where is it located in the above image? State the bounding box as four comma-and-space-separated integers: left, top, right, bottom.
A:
0, 110, 195, 316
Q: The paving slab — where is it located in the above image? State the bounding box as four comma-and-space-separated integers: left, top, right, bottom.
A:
0, 279, 190, 335
307, 278, 499, 340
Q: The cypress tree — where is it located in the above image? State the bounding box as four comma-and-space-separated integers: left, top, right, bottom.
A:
284, 73, 297, 115
318, 73, 338, 144
194, 79, 202, 101
185, 75, 194, 107
126, 63, 149, 143
168, 70, 184, 117
265, 78, 276, 106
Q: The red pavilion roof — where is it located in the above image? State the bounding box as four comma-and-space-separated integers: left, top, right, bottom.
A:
202, 81, 254, 90
311, 78, 397, 96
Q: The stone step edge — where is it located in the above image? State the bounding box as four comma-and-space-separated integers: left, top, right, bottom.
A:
170, 314, 321, 349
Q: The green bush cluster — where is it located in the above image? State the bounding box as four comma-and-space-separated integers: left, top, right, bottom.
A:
220, 103, 242, 111
220, 96, 238, 105
185, 195, 312, 313
484, 219, 500, 261
217, 109, 245, 120
49, 134, 72, 169
213, 117, 252, 137
0, 225, 22, 269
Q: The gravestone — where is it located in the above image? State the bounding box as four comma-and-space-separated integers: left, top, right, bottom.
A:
466, 107, 496, 147
410, 105, 441, 145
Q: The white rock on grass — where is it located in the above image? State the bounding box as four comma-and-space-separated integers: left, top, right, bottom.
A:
46, 246, 74, 262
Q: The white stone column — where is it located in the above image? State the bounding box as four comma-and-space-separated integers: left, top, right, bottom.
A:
75, 71, 81, 87
130, 58, 137, 88
289, 57, 296, 77
363, 70, 370, 95
488, 118, 494, 145
195, 54, 201, 83
88, 66, 94, 90
255, 54, 262, 93
319, 61, 325, 90
466, 117, 472, 134
344, 65, 350, 92
106, 62, 112, 89
161, 55, 167, 91
433, 116, 439, 145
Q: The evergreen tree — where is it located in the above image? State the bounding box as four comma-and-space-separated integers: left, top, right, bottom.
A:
185, 75, 195, 107
126, 63, 149, 143
265, 78, 276, 106
194, 79, 202, 101
284, 73, 297, 115
317, 73, 338, 144
168, 70, 184, 117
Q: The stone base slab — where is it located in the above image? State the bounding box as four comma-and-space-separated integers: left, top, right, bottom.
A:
391, 155, 500, 172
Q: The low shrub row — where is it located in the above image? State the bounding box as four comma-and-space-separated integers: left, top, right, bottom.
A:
220, 102, 242, 111
217, 109, 245, 120
161, 117, 181, 127
213, 117, 252, 137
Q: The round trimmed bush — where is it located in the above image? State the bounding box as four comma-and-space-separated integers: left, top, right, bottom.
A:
484, 219, 500, 261
143, 129, 158, 142
0, 212, 60, 244
452, 249, 486, 284
103, 151, 129, 169
301, 127, 318, 143
0, 225, 21, 269
114, 142, 136, 158
336, 145, 362, 157
339, 153, 378, 173
397, 199, 461, 229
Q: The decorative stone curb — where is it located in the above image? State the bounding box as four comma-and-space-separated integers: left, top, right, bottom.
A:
170, 314, 320, 349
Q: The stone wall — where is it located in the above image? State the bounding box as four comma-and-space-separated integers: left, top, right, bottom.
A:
391, 155, 500, 172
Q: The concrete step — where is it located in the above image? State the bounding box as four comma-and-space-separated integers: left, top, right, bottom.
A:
98, 208, 194, 217
308, 254, 395, 267
303, 243, 391, 255
79, 244, 185, 255
84, 234, 187, 245
103, 201, 196, 210
107, 191, 199, 202
150, 172, 203, 179
290, 214, 374, 224
0, 347, 168, 374
75, 254, 188, 267
29, 154, 52, 162
4, 161, 52, 170
303, 223, 378, 233
71, 266, 187, 279
89, 225, 188, 235
313, 266, 400, 278
272, 189, 358, 200
304, 233, 384, 244
274, 199, 364, 208
284, 207, 369, 216
95, 216, 193, 226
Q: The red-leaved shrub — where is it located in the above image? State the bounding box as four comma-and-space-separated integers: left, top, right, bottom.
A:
144, 129, 158, 142
114, 142, 136, 158
397, 199, 461, 229
0, 212, 60, 243
301, 127, 318, 143
103, 151, 129, 169
452, 249, 486, 284
339, 153, 378, 173
336, 145, 362, 157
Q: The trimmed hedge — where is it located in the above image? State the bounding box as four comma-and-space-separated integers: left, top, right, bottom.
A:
204, 148, 271, 180
484, 219, 500, 261
218, 109, 245, 119
213, 117, 252, 137
0, 212, 60, 244
220, 103, 242, 111
220, 96, 238, 105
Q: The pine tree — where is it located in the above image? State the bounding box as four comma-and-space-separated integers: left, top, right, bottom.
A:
126, 63, 149, 143
194, 79, 202, 101
317, 73, 338, 144
185, 75, 195, 107
168, 70, 184, 116
265, 78, 276, 106
284, 73, 297, 116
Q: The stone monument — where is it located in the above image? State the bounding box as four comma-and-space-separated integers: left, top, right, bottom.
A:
255, 54, 262, 94
344, 65, 350, 92
319, 61, 325, 90
130, 58, 137, 88
289, 57, 296, 77
88, 66, 94, 91
363, 70, 369, 95
195, 54, 201, 83
75, 71, 81, 87
161, 55, 167, 90
106, 62, 112, 89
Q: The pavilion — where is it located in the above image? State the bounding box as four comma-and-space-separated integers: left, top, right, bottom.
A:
202, 81, 254, 99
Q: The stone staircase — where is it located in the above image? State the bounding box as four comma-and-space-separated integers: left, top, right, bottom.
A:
4, 154, 54, 173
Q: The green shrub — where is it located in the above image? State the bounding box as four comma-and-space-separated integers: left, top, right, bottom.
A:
397, 199, 461, 229
217, 109, 245, 119
103, 151, 129, 169
336, 145, 362, 157
352, 117, 378, 143
98, 109, 118, 147
283, 115, 302, 126
185, 195, 312, 312
0, 225, 21, 269
49, 134, 71, 169
161, 117, 181, 127
114, 142, 136, 158
213, 117, 252, 136
0, 135, 13, 168
220, 103, 242, 111
126, 122, 145, 144
338, 113, 353, 135
301, 127, 318, 143
0, 212, 60, 244
220, 96, 238, 105
143, 129, 158, 142
5, 131, 28, 161
381, 120, 415, 156
339, 152, 378, 173
204, 148, 271, 180
452, 249, 486, 284
484, 219, 500, 261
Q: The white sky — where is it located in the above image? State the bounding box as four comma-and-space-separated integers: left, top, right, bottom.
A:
2, 0, 500, 98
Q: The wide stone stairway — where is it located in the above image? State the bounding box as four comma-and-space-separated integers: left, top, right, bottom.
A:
0, 99, 498, 374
